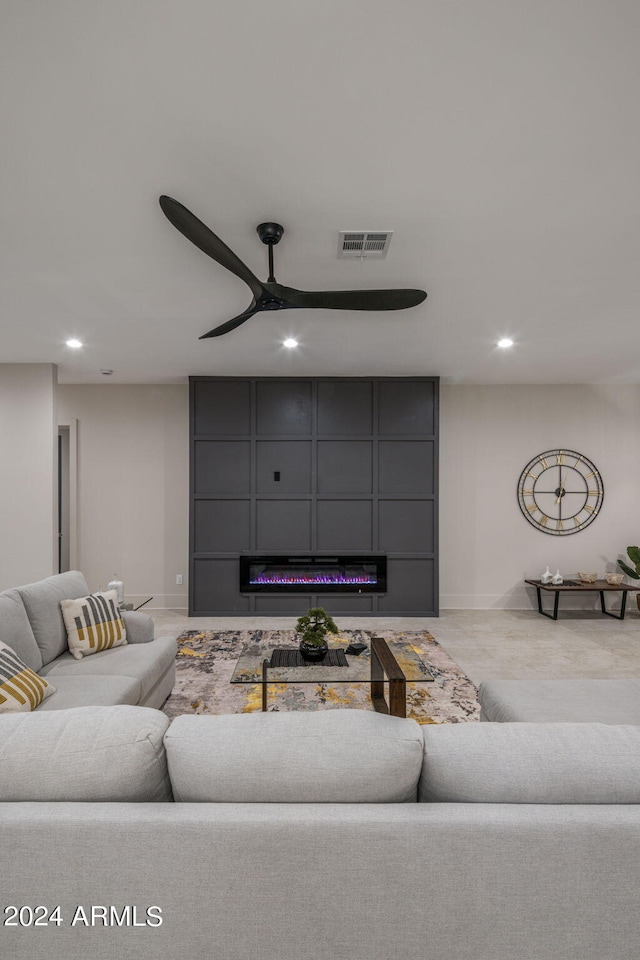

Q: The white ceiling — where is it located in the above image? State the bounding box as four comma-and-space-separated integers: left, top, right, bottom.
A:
2, 0, 640, 385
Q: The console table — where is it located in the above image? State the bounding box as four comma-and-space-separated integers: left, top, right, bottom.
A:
120, 597, 153, 611
524, 579, 640, 620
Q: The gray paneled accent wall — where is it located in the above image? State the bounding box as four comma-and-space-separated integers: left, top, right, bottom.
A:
190, 377, 439, 615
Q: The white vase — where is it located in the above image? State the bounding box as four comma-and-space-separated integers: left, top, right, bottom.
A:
551, 569, 563, 585
107, 575, 125, 604
540, 566, 553, 584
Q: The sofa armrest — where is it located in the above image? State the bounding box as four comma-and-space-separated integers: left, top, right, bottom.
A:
122, 610, 154, 643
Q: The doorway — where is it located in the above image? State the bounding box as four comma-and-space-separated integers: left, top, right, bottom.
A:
57, 420, 78, 573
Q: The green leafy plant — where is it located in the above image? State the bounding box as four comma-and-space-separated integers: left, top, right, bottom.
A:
295, 607, 339, 647
618, 546, 640, 580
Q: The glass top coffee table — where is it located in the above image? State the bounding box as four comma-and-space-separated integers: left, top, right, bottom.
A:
230, 636, 434, 717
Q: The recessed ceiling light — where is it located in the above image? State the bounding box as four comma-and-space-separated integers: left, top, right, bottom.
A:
497, 338, 514, 349
66, 338, 83, 349
283, 338, 298, 348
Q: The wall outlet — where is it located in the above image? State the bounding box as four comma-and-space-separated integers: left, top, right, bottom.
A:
176, 574, 183, 585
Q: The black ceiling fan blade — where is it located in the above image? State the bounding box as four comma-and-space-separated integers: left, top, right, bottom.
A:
283, 288, 427, 311
199, 303, 259, 339
159, 196, 265, 300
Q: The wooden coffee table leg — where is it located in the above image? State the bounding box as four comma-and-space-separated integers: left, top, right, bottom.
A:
371, 639, 385, 707
388, 676, 407, 718
370, 637, 407, 718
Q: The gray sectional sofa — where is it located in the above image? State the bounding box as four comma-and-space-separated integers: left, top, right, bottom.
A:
2, 706, 639, 960
479, 679, 640, 723
0, 571, 176, 709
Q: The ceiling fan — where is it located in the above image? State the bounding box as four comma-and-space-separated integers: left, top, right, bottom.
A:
158, 195, 427, 338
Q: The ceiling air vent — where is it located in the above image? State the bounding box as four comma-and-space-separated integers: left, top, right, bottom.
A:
337, 230, 393, 259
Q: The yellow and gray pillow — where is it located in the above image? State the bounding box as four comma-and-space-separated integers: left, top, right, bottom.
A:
60, 590, 127, 660
0, 640, 56, 713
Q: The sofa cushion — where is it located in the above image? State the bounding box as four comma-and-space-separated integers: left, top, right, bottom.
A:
39, 635, 177, 701
60, 590, 127, 660
34, 674, 141, 710
0, 588, 42, 671
0, 640, 56, 713
121, 609, 154, 643
165, 710, 423, 802
16, 570, 90, 666
0, 705, 172, 801
419, 722, 640, 803
478, 679, 640, 724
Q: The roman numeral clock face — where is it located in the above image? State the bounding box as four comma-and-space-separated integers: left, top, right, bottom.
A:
517, 449, 604, 535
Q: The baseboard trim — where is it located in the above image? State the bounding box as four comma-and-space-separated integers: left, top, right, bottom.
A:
127, 594, 187, 612
441, 589, 629, 611
440, 594, 531, 610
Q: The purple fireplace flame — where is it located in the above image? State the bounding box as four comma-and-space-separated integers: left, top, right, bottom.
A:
252, 570, 377, 586
240, 556, 387, 593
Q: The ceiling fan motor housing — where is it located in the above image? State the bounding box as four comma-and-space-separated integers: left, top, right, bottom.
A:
257, 222, 284, 245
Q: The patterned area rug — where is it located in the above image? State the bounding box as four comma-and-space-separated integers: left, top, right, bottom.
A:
164, 630, 480, 724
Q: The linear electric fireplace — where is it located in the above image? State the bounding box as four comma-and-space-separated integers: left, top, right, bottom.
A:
240, 556, 387, 594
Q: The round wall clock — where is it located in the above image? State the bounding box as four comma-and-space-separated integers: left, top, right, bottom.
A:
517, 449, 604, 535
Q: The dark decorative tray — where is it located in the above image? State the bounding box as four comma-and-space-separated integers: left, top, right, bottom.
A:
269, 648, 349, 668
531, 579, 581, 587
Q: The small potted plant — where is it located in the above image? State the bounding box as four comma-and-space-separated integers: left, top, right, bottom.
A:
618, 546, 640, 581
296, 607, 339, 662
618, 546, 640, 611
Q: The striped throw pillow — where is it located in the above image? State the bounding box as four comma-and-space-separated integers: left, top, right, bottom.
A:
0, 640, 56, 713
60, 590, 127, 661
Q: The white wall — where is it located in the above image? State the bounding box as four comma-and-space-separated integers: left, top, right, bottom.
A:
57, 384, 189, 609
56, 381, 640, 612
0, 364, 58, 590
440, 384, 640, 608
